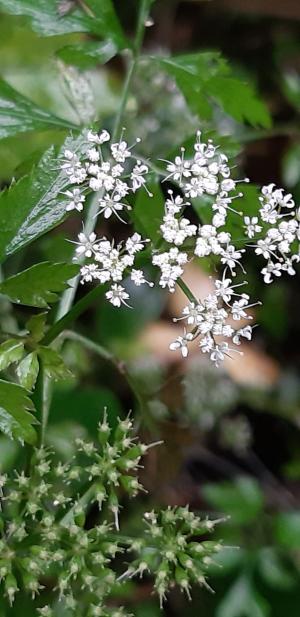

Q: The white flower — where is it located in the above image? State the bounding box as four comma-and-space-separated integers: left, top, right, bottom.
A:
126, 233, 145, 254
131, 269, 153, 287
255, 238, 276, 260
106, 284, 130, 307
75, 232, 99, 257
80, 264, 101, 283
165, 150, 191, 184
261, 261, 282, 284
111, 140, 131, 163
169, 331, 194, 358
243, 216, 262, 239
63, 188, 85, 212
231, 299, 251, 321
131, 162, 148, 192
98, 194, 130, 221
210, 342, 230, 367
232, 325, 253, 345
87, 129, 110, 144
87, 147, 100, 162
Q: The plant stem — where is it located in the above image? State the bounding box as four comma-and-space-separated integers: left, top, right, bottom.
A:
177, 277, 198, 303
38, 0, 152, 441
41, 285, 106, 346
112, 0, 149, 141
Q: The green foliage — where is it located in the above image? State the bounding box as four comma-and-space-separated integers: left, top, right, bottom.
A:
83, 0, 129, 49
0, 0, 127, 45
38, 346, 72, 381
0, 262, 79, 308
216, 575, 270, 617
203, 477, 264, 525
0, 78, 77, 140
159, 53, 271, 127
0, 379, 37, 444
0, 338, 24, 370
132, 182, 165, 243
57, 40, 117, 69
16, 351, 39, 391
0, 133, 86, 261
274, 513, 300, 549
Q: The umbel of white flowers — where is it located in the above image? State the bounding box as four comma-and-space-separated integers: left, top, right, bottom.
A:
60, 129, 300, 366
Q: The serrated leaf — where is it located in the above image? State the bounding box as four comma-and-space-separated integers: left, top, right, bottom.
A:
16, 352, 39, 391
132, 182, 165, 243
26, 312, 48, 343
0, 379, 37, 444
0, 339, 24, 370
207, 76, 271, 128
57, 40, 117, 69
0, 0, 129, 48
0, 132, 86, 262
0, 78, 77, 140
159, 52, 271, 127
38, 346, 73, 381
0, 262, 79, 308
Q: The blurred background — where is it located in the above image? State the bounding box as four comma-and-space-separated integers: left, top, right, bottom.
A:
1, 1, 300, 615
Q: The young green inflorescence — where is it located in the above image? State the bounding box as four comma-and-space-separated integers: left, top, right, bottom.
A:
0, 412, 224, 615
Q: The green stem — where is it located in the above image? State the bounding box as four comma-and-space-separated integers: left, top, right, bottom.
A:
41, 285, 105, 346
177, 277, 198, 303
112, 0, 149, 141
56, 192, 100, 321
37, 0, 152, 442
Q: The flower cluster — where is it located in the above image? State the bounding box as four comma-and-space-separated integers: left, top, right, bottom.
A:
121, 507, 225, 607
245, 183, 300, 283
170, 274, 257, 366
76, 232, 153, 306
61, 128, 300, 366
163, 130, 247, 220
152, 132, 248, 296
0, 413, 224, 614
61, 129, 149, 222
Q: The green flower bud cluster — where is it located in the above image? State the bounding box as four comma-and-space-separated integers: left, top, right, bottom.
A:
0, 412, 225, 614
121, 507, 226, 607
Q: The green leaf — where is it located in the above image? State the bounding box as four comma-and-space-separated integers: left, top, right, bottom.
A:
159, 53, 271, 127
84, 0, 129, 49
0, 339, 24, 371
0, 132, 86, 262
207, 76, 271, 128
38, 346, 73, 381
16, 352, 39, 391
0, 379, 37, 444
203, 477, 264, 525
258, 548, 296, 590
0, 0, 129, 48
0, 0, 115, 40
132, 182, 165, 243
274, 512, 300, 549
26, 312, 48, 343
0, 262, 79, 308
0, 78, 77, 140
57, 39, 117, 69
216, 575, 270, 617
